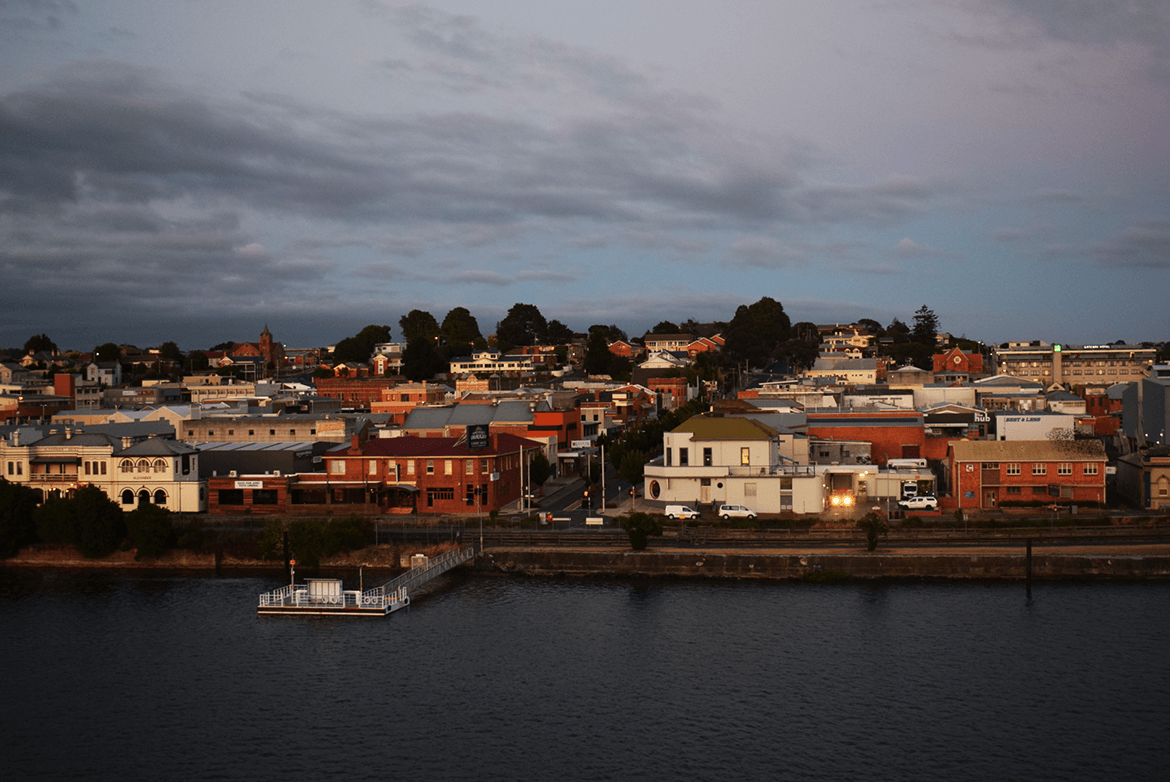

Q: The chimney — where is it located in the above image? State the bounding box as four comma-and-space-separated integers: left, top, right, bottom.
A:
64, 427, 72, 440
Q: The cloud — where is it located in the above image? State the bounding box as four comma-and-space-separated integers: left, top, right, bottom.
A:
449, 270, 511, 286
517, 269, 577, 283
1091, 216, 1170, 268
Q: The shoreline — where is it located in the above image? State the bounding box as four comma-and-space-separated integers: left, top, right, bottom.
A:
6, 540, 1170, 581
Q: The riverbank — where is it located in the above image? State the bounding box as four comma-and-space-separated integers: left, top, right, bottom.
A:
476, 543, 1170, 581
7, 538, 1170, 580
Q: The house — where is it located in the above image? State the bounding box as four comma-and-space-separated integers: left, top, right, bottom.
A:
803, 357, 877, 385
449, 349, 537, 376
643, 414, 825, 513
86, 361, 123, 387
993, 411, 1078, 441
370, 381, 451, 424
948, 439, 1107, 511
643, 333, 694, 353
0, 428, 205, 512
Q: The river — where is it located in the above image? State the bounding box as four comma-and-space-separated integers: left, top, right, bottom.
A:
2, 569, 1167, 781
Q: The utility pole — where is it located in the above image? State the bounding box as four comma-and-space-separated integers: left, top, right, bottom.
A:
600, 442, 606, 516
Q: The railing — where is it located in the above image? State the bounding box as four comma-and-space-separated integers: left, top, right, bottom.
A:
378, 546, 476, 596
257, 583, 405, 610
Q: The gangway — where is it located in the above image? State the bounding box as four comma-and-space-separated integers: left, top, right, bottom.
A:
377, 546, 477, 598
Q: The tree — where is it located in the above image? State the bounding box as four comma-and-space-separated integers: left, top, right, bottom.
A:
529, 451, 551, 487
545, 319, 574, 345
93, 342, 121, 362
619, 450, 645, 487
791, 321, 821, 342
157, 341, 183, 361
125, 503, 175, 560
618, 512, 663, 551
333, 324, 391, 365
857, 318, 884, 338
886, 318, 910, 343
723, 296, 791, 368
775, 338, 820, 372
911, 305, 939, 345
402, 337, 446, 381
0, 478, 40, 558
496, 303, 547, 348
441, 307, 482, 347
652, 320, 680, 334
23, 334, 57, 354
399, 310, 440, 345
584, 329, 614, 376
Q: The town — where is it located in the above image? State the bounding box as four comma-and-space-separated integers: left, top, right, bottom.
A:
1, 299, 1167, 559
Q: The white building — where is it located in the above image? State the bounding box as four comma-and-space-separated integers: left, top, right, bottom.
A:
0, 429, 206, 512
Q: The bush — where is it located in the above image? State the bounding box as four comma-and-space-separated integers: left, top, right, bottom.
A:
856, 511, 888, 551
125, 503, 175, 560
0, 478, 40, 558
70, 486, 127, 559
618, 512, 663, 551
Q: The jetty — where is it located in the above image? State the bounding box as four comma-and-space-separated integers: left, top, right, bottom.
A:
257, 546, 476, 617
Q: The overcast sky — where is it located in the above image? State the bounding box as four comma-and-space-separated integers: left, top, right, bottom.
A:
1, 0, 1167, 352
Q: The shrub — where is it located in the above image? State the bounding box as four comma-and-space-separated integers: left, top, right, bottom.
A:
125, 503, 175, 560
618, 512, 663, 551
856, 511, 888, 551
0, 478, 40, 558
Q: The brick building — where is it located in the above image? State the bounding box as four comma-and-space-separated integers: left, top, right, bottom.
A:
948, 439, 1107, 511
804, 408, 925, 466
314, 377, 399, 409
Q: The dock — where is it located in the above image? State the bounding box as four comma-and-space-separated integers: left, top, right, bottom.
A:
257, 546, 477, 617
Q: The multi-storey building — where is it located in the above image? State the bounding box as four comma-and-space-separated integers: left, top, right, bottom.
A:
1, 429, 205, 512
993, 341, 1154, 387
948, 439, 1107, 511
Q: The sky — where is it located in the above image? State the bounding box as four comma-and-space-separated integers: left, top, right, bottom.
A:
1, 0, 1168, 352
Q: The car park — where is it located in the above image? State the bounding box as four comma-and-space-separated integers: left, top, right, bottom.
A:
719, 504, 757, 520
897, 495, 938, 511
665, 505, 700, 519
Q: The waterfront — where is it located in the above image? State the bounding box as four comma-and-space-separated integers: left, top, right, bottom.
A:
2, 569, 1168, 781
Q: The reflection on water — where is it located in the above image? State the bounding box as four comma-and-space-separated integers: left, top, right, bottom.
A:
2, 570, 1168, 782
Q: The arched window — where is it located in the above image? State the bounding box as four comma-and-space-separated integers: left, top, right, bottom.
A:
121, 489, 134, 505
153, 489, 167, 505
153, 459, 167, 473
136, 460, 150, 473
120, 460, 134, 474
137, 489, 150, 505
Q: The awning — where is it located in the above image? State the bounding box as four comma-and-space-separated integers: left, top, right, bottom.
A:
31, 457, 80, 465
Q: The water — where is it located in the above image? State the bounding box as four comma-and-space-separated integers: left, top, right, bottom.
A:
2, 569, 1168, 781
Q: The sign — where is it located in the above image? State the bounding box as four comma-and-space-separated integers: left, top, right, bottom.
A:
571, 439, 593, 449
466, 424, 490, 450
235, 480, 263, 489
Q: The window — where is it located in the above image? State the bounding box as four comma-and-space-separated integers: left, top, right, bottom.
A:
1033, 463, 1046, 476
703, 448, 712, 467
85, 461, 91, 475
16, 462, 21, 475
445, 460, 453, 475
251, 490, 277, 505
228, 429, 234, 436
187, 430, 194, 437
100, 461, 107, 475
679, 449, 689, 466
1058, 463, 1072, 476
331, 460, 345, 474
982, 462, 998, 469
1006, 463, 1020, 475
153, 460, 166, 473
248, 430, 254, 436
1007, 486, 1022, 494
269, 429, 276, 435
481, 459, 488, 475
1084, 464, 1098, 476
153, 489, 168, 505
6, 462, 12, 475
741, 448, 750, 466
466, 460, 474, 475
137, 460, 151, 473
427, 460, 434, 474
666, 449, 672, 467
369, 460, 377, 475
290, 429, 296, 435
121, 460, 133, 473
208, 430, 214, 436
745, 482, 757, 497
121, 489, 135, 505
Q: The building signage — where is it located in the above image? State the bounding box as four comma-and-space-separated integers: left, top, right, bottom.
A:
1005, 417, 1041, 423
571, 439, 593, 449
235, 480, 263, 489
466, 424, 490, 450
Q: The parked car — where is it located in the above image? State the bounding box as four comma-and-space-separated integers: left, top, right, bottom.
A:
665, 505, 700, 520
897, 495, 938, 511
719, 504, 757, 520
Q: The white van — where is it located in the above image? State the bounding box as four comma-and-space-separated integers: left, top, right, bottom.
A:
665, 505, 700, 519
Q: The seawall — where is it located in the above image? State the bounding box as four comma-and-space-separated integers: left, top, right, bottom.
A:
476, 547, 1170, 581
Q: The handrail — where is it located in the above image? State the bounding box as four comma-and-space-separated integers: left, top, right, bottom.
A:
378, 546, 476, 596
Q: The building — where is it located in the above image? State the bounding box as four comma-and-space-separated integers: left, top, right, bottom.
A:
1115, 446, 1170, 511
0, 429, 205, 512
804, 408, 925, 466
643, 414, 824, 513
933, 346, 985, 377
948, 439, 1107, 511
370, 381, 452, 424
993, 341, 1154, 387
449, 350, 536, 376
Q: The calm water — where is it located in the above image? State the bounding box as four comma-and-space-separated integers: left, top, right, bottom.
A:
2, 568, 1168, 781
